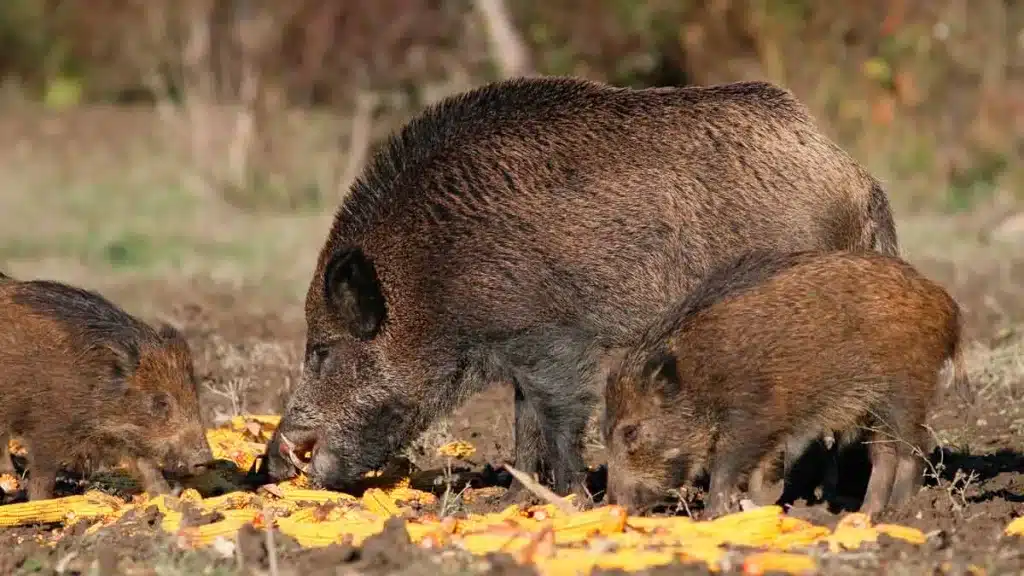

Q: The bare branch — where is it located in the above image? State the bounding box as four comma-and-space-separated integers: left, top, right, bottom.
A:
472, 0, 532, 78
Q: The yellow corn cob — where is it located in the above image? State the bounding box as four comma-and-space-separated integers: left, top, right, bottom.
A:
874, 523, 927, 545
625, 515, 696, 533
676, 542, 727, 569
384, 486, 437, 506
7, 439, 27, 457
457, 531, 538, 556
277, 517, 386, 547
836, 512, 872, 529
462, 504, 527, 527
593, 550, 678, 572
229, 414, 281, 432
277, 475, 313, 489
160, 509, 185, 533
0, 491, 124, 527
437, 440, 477, 459
1004, 516, 1024, 537
766, 526, 833, 550
273, 487, 358, 505
523, 502, 574, 522
405, 522, 450, 545
707, 505, 784, 528
362, 487, 401, 517
550, 505, 627, 544
826, 526, 878, 552
179, 488, 204, 503
533, 549, 597, 576
177, 509, 261, 547
742, 551, 817, 575
0, 473, 20, 493
198, 491, 261, 512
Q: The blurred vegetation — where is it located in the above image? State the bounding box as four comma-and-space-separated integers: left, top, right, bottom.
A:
0, 0, 1021, 213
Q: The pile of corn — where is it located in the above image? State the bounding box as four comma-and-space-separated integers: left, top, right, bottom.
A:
0, 415, 1018, 575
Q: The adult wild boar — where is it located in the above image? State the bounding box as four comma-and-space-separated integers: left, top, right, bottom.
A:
263, 76, 899, 497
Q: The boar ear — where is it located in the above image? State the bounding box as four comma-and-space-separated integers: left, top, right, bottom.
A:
323, 247, 386, 340
642, 350, 681, 400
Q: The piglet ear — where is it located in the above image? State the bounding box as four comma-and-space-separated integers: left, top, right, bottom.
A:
323, 247, 387, 340
642, 350, 681, 400
156, 322, 191, 355
157, 322, 185, 343
105, 341, 140, 395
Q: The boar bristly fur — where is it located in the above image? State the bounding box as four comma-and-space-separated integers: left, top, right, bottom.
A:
265, 76, 900, 497
603, 250, 968, 517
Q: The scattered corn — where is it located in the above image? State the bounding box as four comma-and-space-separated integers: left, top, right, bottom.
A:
742, 551, 817, 575
1004, 516, 1024, 537
0, 491, 124, 527
0, 473, 20, 493
7, 414, 1004, 574
437, 440, 477, 459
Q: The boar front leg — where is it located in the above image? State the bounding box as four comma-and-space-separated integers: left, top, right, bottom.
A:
506, 382, 592, 500
504, 382, 546, 503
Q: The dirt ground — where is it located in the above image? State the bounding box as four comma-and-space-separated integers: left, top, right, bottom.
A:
1, 211, 1022, 576
0, 110, 1023, 574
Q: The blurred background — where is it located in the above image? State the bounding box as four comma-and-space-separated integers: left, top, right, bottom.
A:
0, 0, 1021, 310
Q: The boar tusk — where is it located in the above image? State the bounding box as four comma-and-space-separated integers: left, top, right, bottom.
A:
278, 433, 311, 474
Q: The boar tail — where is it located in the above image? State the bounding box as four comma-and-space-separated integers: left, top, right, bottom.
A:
949, 308, 974, 406
0, 271, 12, 281
868, 180, 899, 257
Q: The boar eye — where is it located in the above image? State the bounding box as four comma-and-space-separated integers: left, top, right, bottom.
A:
620, 424, 640, 447
309, 343, 331, 373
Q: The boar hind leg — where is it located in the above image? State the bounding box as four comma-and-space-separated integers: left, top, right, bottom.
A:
0, 430, 16, 475
860, 433, 898, 516
887, 453, 923, 510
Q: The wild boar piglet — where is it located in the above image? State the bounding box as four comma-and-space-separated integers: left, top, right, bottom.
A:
603, 250, 969, 517
0, 275, 214, 500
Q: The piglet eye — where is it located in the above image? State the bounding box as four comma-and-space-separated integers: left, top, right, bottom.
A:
621, 424, 640, 446
151, 392, 173, 419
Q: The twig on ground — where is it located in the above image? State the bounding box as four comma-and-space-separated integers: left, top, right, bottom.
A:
502, 463, 577, 515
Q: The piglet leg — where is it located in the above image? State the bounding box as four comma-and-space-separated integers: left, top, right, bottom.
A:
0, 431, 16, 475
26, 459, 58, 501
860, 435, 898, 516
887, 453, 924, 510
133, 458, 171, 495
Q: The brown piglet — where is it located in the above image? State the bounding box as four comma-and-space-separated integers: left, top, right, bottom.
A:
0, 274, 214, 500
602, 250, 970, 518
